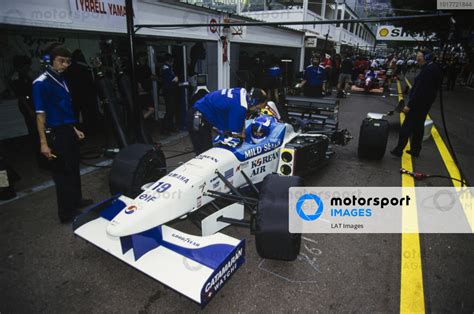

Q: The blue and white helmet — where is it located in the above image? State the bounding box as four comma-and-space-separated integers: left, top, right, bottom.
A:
250, 115, 272, 143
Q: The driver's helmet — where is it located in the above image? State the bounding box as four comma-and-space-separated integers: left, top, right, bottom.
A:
250, 115, 272, 143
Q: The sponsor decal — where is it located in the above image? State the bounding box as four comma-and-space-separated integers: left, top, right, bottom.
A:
196, 196, 202, 208
124, 205, 138, 215
378, 27, 389, 37
224, 168, 234, 179
210, 175, 221, 188
240, 161, 249, 169
203, 247, 244, 295
244, 139, 282, 159
171, 233, 201, 247
194, 154, 219, 163
250, 152, 279, 176
138, 193, 157, 203
167, 172, 189, 184
199, 182, 207, 193
250, 152, 279, 169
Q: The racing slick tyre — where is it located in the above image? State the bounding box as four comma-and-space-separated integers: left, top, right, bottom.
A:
109, 144, 166, 198
255, 174, 304, 261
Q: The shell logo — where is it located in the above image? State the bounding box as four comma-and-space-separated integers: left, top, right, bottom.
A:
379, 28, 389, 37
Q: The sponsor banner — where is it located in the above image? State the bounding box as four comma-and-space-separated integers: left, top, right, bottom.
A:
289, 187, 473, 233
376, 26, 432, 41
68, 0, 129, 28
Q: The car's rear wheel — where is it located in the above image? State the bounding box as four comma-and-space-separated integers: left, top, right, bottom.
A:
254, 174, 303, 261
109, 144, 166, 198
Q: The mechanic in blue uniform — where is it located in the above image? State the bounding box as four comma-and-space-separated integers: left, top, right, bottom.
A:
266, 58, 282, 104
390, 49, 442, 157
161, 53, 179, 135
186, 88, 268, 155
297, 54, 326, 97
33, 43, 92, 223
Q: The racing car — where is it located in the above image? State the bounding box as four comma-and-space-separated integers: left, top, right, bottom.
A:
73, 98, 351, 306
351, 69, 386, 94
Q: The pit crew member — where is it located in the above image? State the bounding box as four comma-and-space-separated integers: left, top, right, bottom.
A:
186, 88, 267, 155
390, 49, 442, 157
33, 43, 92, 223
297, 54, 326, 98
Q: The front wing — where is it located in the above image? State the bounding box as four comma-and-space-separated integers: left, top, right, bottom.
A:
73, 195, 245, 306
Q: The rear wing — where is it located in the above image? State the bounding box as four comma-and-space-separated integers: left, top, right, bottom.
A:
282, 96, 339, 133
73, 195, 245, 307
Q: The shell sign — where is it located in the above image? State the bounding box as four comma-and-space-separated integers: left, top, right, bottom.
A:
376, 26, 430, 41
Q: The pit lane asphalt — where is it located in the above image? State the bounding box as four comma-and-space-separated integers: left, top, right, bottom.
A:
1, 82, 473, 312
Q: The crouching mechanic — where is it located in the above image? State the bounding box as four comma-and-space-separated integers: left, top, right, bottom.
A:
186, 88, 267, 155
33, 43, 92, 223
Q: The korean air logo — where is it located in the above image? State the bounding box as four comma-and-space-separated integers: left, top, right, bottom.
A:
124, 205, 138, 215
296, 194, 324, 221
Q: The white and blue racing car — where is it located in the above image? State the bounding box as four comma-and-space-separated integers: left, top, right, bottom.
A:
73, 99, 350, 306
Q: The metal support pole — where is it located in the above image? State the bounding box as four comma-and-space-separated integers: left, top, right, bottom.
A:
125, 0, 150, 144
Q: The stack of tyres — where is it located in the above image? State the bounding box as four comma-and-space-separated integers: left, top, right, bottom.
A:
358, 118, 389, 159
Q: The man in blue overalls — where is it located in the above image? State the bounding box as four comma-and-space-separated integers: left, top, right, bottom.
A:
33, 43, 92, 223
266, 58, 282, 104
186, 88, 268, 155
297, 54, 326, 97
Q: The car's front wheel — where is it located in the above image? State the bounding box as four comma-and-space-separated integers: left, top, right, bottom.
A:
254, 174, 303, 261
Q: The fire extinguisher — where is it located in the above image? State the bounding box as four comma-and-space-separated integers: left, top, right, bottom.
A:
0, 154, 17, 201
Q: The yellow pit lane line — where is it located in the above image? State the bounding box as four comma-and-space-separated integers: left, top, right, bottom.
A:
405, 77, 473, 232
398, 99, 425, 313
397, 79, 404, 104
429, 125, 473, 232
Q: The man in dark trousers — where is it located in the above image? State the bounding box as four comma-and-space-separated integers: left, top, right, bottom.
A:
161, 53, 179, 135
186, 88, 267, 155
266, 58, 282, 104
135, 51, 156, 120
64, 49, 100, 134
10, 56, 50, 170
337, 54, 353, 97
297, 54, 326, 97
33, 43, 92, 223
390, 49, 442, 157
